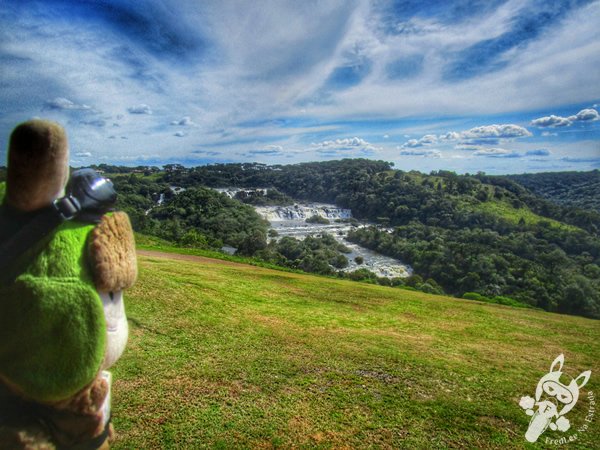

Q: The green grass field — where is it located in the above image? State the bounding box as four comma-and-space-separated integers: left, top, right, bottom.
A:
111, 250, 599, 449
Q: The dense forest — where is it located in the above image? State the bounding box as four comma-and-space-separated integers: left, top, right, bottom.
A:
1, 161, 599, 318
102, 160, 600, 318
508, 170, 600, 213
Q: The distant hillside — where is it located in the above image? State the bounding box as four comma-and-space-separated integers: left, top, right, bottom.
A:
111, 249, 600, 449
110, 160, 599, 319
507, 170, 600, 213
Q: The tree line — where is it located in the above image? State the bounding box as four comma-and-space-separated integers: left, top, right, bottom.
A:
157, 160, 600, 318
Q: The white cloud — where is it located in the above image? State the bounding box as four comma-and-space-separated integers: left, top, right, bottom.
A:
440, 131, 461, 141
401, 124, 531, 149
401, 134, 437, 148
75, 151, 92, 157
311, 137, 380, 154
45, 97, 92, 111
313, 137, 372, 149
531, 114, 572, 128
128, 104, 153, 115
174, 131, 186, 137
461, 124, 532, 139
531, 108, 599, 127
571, 108, 600, 122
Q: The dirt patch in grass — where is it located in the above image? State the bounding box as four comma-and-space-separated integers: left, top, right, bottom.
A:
138, 249, 249, 268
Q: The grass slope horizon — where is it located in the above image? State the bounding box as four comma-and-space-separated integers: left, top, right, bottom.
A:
112, 247, 599, 449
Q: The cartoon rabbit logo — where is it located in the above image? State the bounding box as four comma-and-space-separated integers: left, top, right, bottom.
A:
519, 354, 591, 443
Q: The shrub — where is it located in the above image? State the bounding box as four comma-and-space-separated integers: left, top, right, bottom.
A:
306, 215, 330, 224
463, 292, 486, 301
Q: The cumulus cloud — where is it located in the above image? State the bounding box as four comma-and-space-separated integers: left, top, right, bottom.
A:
127, 104, 152, 115
75, 151, 92, 157
571, 108, 600, 122
402, 124, 531, 149
461, 124, 532, 139
311, 137, 380, 154
171, 116, 195, 126
401, 134, 438, 148
44, 97, 92, 111
440, 131, 461, 141
531, 108, 599, 127
531, 114, 572, 128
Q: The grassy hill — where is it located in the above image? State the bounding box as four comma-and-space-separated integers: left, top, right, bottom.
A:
111, 249, 599, 449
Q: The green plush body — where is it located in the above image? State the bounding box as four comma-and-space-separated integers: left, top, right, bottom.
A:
0, 183, 106, 402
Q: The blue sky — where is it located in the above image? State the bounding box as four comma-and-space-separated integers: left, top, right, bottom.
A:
1, 0, 599, 174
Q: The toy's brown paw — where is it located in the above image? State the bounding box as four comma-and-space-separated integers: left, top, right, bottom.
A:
54, 375, 108, 416
89, 212, 137, 291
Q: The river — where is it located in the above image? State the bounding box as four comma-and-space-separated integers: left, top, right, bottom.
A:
215, 188, 412, 278
253, 204, 411, 278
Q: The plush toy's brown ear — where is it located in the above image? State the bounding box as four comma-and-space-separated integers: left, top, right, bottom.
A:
6, 119, 69, 212
89, 212, 137, 292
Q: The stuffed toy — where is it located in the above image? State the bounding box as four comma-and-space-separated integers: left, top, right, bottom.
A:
0, 120, 137, 449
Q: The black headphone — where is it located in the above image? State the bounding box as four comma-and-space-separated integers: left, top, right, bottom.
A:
54, 168, 117, 221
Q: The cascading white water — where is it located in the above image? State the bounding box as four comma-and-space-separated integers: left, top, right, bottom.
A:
214, 187, 268, 199
255, 204, 352, 222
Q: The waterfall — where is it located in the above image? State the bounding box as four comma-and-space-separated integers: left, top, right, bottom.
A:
255, 204, 352, 222
215, 187, 268, 199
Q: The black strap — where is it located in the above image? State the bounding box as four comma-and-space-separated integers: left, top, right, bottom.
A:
0, 169, 117, 284
0, 200, 77, 284
63, 417, 112, 450
0, 384, 112, 450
